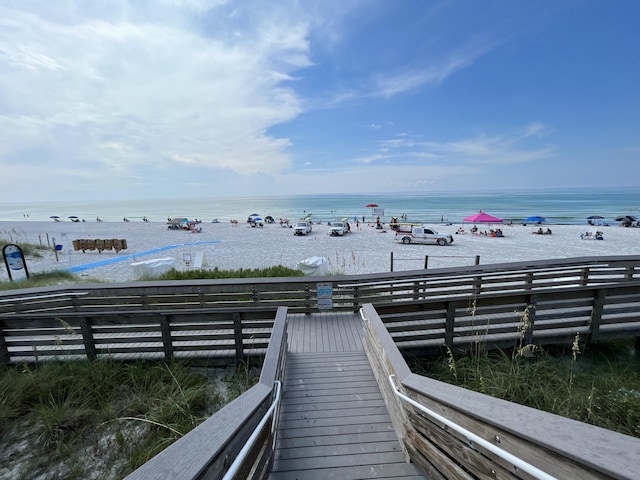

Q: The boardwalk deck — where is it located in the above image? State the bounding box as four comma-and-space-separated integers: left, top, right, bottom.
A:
270, 312, 425, 479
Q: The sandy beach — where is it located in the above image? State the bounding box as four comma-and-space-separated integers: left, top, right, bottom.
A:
1, 220, 639, 283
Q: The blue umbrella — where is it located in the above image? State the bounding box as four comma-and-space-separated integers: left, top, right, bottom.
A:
523, 216, 546, 223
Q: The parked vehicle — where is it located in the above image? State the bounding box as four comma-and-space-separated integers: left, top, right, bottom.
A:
293, 221, 312, 235
329, 221, 350, 236
394, 226, 453, 246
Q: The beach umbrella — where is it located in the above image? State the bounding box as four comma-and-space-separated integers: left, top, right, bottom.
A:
523, 216, 546, 223
463, 211, 503, 223
615, 215, 636, 222
68, 216, 78, 219
365, 203, 379, 208
587, 215, 604, 220
50, 215, 59, 219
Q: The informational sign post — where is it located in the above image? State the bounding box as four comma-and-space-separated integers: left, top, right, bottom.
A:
2, 244, 29, 281
317, 282, 333, 310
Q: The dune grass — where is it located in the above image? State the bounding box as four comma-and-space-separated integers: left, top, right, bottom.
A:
0, 359, 259, 479
410, 339, 640, 438
146, 265, 304, 280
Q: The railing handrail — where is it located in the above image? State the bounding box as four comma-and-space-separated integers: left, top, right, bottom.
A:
388, 374, 557, 480
222, 380, 281, 480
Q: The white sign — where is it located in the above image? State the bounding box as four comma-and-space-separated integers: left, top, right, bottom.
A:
317, 282, 333, 310
3, 244, 25, 271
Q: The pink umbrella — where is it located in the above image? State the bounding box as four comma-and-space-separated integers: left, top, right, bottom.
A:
463, 211, 503, 223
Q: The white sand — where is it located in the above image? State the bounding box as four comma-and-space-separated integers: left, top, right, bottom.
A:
1, 220, 639, 283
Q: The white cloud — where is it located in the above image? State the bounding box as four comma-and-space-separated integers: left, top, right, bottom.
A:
0, 1, 314, 200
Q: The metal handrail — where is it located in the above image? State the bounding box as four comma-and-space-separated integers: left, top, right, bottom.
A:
388, 374, 558, 480
222, 380, 281, 480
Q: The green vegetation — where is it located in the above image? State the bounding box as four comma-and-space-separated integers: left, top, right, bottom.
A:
0, 270, 79, 291
410, 339, 640, 439
0, 359, 259, 479
146, 265, 304, 280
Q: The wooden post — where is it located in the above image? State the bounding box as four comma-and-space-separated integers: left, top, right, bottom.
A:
523, 295, 538, 346
80, 317, 97, 361
588, 289, 606, 344
445, 301, 456, 350
625, 266, 634, 281
304, 284, 311, 315
0, 321, 10, 364
424, 256, 429, 269
353, 285, 360, 312
525, 272, 534, 291
160, 315, 173, 361
233, 312, 244, 364
580, 267, 589, 286
390, 252, 394, 272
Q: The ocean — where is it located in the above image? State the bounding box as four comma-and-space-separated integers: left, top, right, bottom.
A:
0, 187, 638, 225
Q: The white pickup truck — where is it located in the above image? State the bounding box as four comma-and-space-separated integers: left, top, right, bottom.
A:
293, 221, 312, 236
329, 221, 349, 236
394, 226, 453, 246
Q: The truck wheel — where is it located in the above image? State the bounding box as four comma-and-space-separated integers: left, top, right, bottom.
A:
437, 238, 446, 246
402, 237, 411, 245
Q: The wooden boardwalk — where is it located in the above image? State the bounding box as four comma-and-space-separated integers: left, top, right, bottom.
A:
269, 312, 425, 479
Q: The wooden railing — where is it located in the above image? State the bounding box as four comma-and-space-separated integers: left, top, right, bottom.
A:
0, 256, 638, 318
0, 306, 279, 365
361, 303, 640, 480
125, 306, 288, 480
373, 281, 640, 355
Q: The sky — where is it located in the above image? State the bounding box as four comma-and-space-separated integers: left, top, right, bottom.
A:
0, 0, 638, 203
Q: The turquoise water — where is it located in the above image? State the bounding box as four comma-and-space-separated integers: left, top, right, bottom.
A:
1, 187, 638, 225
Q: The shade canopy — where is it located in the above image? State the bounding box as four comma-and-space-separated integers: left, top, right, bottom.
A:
463, 211, 503, 223
365, 203, 379, 208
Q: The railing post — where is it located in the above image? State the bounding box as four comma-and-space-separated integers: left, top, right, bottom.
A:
0, 320, 9, 364
80, 317, 97, 361
445, 301, 456, 350
390, 252, 394, 272
523, 295, 537, 346
475, 255, 480, 265
353, 285, 360, 312
588, 289, 606, 344
159, 315, 173, 361
304, 284, 311, 315
625, 266, 635, 281
252, 284, 258, 304
580, 267, 590, 286
424, 256, 428, 269
233, 312, 244, 364
525, 272, 534, 291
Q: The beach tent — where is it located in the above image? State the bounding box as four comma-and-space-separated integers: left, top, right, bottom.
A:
297, 256, 328, 276
463, 211, 503, 223
523, 216, 546, 223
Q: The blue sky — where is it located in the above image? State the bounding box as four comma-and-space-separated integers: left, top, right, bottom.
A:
0, 0, 638, 202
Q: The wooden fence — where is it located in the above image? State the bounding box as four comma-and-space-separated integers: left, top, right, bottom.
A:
0, 306, 279, 365
125, 306, 288, 480
0, 256, 639, 317
372, 281, 640, 355
361, 303, 640, 480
